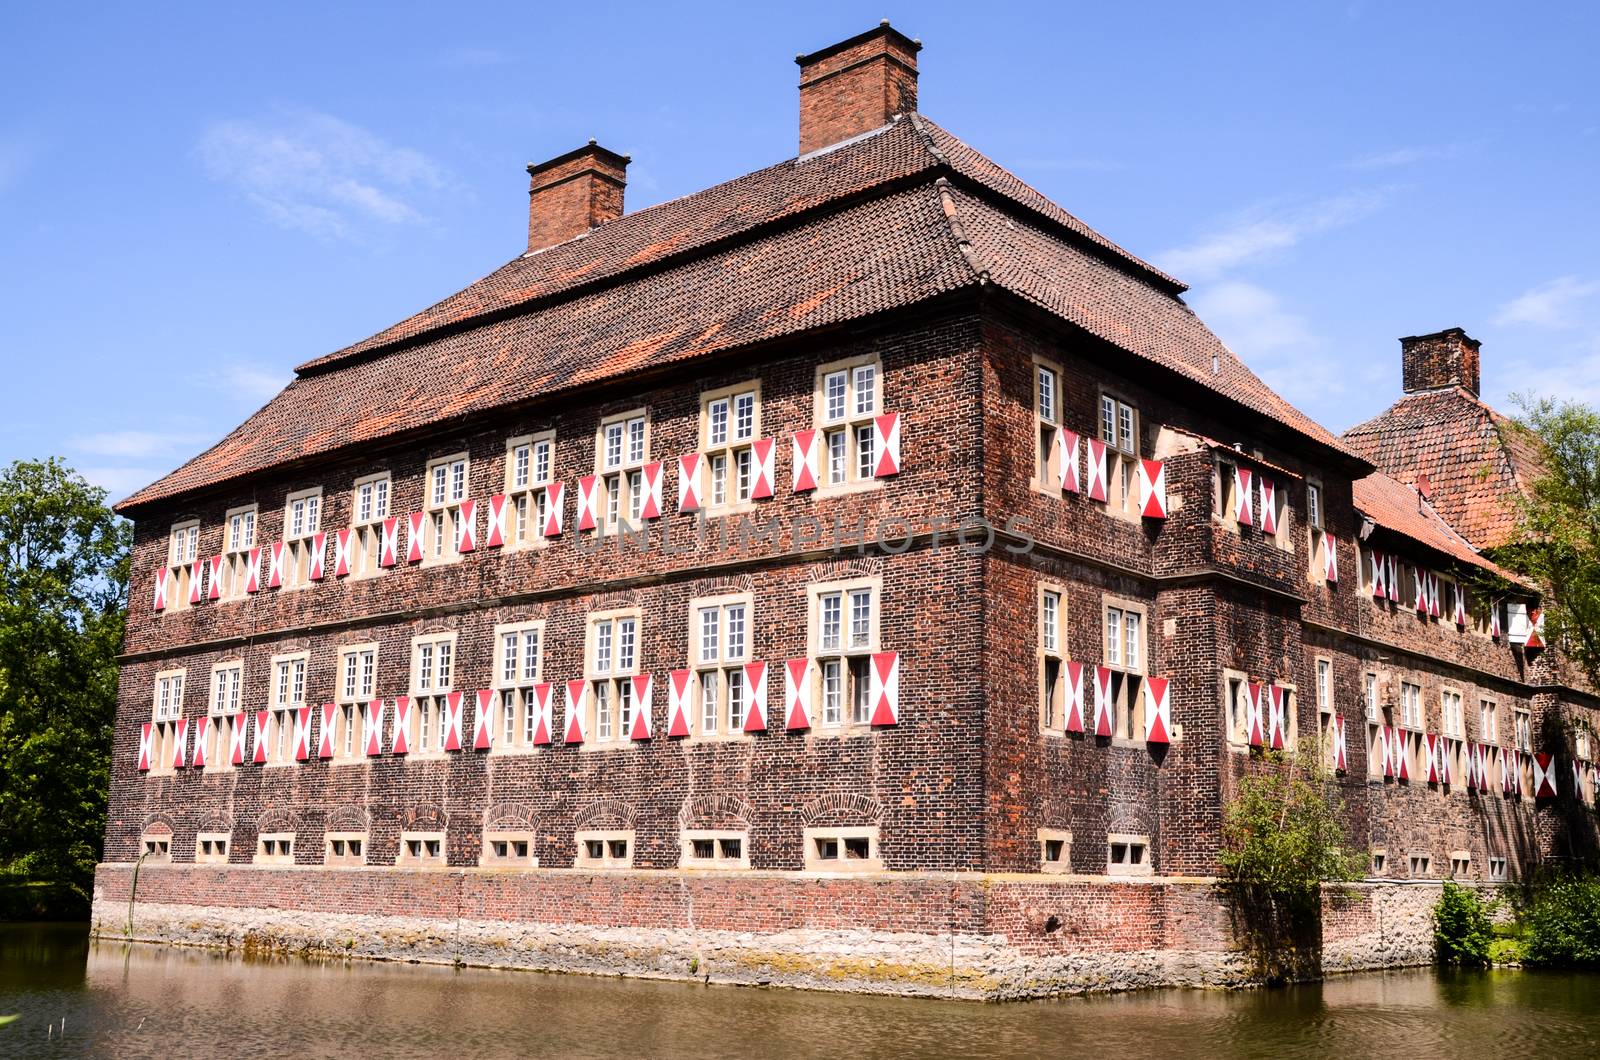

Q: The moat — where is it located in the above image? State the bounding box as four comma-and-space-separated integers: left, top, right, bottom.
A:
3, 923, 1597, 1058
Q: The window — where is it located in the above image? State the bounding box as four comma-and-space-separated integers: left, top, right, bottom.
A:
1408, 853, 1432, 878
256, 833, 295, 865
596, 411, 649, 530
334, 645, 376, 761
349, 472, 391, 577
150, 669, 186, 775
325, 832, 367, 867
409, 634, 456, 756
269, 653, 308, 765
1039, 586, 1068, 732
140, 832, 172, 863
680, 830, 750, 869
1364, 673, 1380, 723
1400, 681, 1422, 730
815, 356, 882, 490
1316, 657, 1335, 766
1370, 850, 1387, 877
1514, 707, 1532, 753
220, 504, 257, 600
1102, 597, 1147, 740
587, 611, 640, 745
574, 830, 633, 869
1306, 479, 1329, 580
504, 433, 556, 548
1098, 391, 1140, 516
424, 454, 470, 563
803, 827, 882, 872
1107, 833, 1152, 876
492, 621, 545, 752
690, 595, 753, 738
1449, 851, 1471, 878
398, 832, 446, 867
1224, 670, 1249, 747
282, 488, 323, 589
1489, 857, 1508, 882
207, 662, 242, 770
481, 831, 537, 867
810, 579, 880, 729
195, 832, 230, 864
165, 519, 200, 610
1442, 689, 1463, 738
1038, 828, 1072, 874
1034, 359, 1064, 488
1576, 727, 1593, 762
1479, 699, 1498, 744
700, 384, 761, 510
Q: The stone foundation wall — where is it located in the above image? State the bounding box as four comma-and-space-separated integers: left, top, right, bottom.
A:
92, 864, 1442, 1000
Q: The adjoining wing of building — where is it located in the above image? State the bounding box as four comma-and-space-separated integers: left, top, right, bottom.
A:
97, 23, 1600, 996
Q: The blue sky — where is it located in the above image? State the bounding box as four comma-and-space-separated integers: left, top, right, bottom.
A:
3, 2, 1597, 500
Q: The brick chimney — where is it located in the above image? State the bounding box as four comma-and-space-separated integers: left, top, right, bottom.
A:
1400, 327, 1481, 396
525, 140, 629, 252
796, 21, 921, 156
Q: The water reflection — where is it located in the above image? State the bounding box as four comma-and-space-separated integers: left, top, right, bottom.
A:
1, 924, 1597, 1058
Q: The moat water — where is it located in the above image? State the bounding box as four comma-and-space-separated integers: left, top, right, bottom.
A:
3, 923, 1597, 1058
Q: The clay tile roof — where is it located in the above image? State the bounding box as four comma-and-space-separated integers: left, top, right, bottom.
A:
1342, 387, 1544, 551
116, 114, 1353, 513
1352, 471, 1525, 586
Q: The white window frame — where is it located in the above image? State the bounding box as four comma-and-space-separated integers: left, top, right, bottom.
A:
1107, 833, 1153, 876
256, 832, 296, 866
689, 592, 754, 739
220, 504, 258, 601
268, 652, 308, 766
491, 620, 546, 754
206, 660, 242, 771
408, 632, 457, 757
195, 831, 230, 864
165, 519, 200, 610
699, 383, 762, 512
1038, 828, 1073, 874
1102, 596, 1148, 741
349, 471, 392, 579
423, 453, 470, 565
586, 609, 641, 746
808, 577, 881, 732
814, 354, 883, 495
1033, 356, 1064, 492
481, 830, 538, 868
574, 829, 634, 869
594, 410, 650, 531
333, 643, 377, 761
802, 826, 882, 873
1039, 583, 1069, 734
149, 668, 185, 776
397, 831, 447, 867
504, 432, 556, 549
282, 487, 323, 590
1098, 389, 1140, 518
679, 829, 751, 870
325, 831, 368, 868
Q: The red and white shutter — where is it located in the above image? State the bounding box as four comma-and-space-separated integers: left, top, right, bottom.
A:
629, 675, 654, 740
1059, 430, 1081, 494
743, 661, 768, 731
364, 700, 384, 756
252, 710, 270, 764
152, 567, 168, 612
873, 413, 901, 478
1143, 677, 1171, 743
1268, 686, 1286, 750
442, 690, 463, 751
230, 712, 247, 765
1393, 728, 1410, 781
406, 512, 427, 562
1453, 585, 1468, 627
1235, 467, 1254, 526
188, 560, 203, 604
333, 528, 353, 577
1439, 739, 1454, 786
473, 689, 495, 750
640, 462, 664, 519
677, 454, 702, 513
207, 555, 224, 600
531, 683, 553, 745
1324, 535, 1339, 583
791, 431, 820, 493
290, 705, 310, 760
171, 718, 188, 770
1370, 549, 1386, 599
267, 541, 286, 588
485, 495, 508, 548
1333, 714, 1347, 772
1534, 752, 1557, 798
564, 680, 587, 744
1086, 439, 1109, 502
1138, 459, 1167, 519
1378, 726, 1393, 777
380, 517, 399, 567
751, 438, 776, 499
577, 476, 599, 532
1064, 661, 1085, 733
308, 533, 326, 581
1247, 682, 1265, 748
1423, 734, 1440, 783
543, 483, 565, 538
137, 722, 152, 771
868, 652, 899, 726
245, 547, 262, 593
667, 670, 693, 737
1490, 600, 1503, 640
1093, 666, 1115, 736
1259, 477, 1278, 534
390, 697, 411, 755
318, 702, 336, 758
1574, 759, 1585, 799
1525, 609, 1546, 651
784, 658, 813, 730
456, 500, 477, 553
1429, 573, 1442, 617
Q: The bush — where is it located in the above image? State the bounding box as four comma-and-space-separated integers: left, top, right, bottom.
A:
1524, 874, 1600, 968
1433, 882, 1495, 966
1218, 746, 1365, 896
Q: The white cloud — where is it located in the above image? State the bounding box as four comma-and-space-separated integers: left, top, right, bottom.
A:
1497, 334, 1600, 407
68, 430, 207, 461
204, 361, 289, 405
1342, 144, 1464, 171
198, 110, 446, 239
1190, 281, 1318, 360
1492, 276, 1600, 329
1156, 190, 1390, 282
79, 466, 165, 499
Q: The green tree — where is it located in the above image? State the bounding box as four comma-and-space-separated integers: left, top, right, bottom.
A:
0, 458, 129, 892
1218, 743, 1365, 896
1433, 881, 1495, 966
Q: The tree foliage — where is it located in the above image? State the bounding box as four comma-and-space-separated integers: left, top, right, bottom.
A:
1433, 881, 1495, 966
1523, 873, 1600, 968
1218, 744, 1364, 897
0, 458, 129, 890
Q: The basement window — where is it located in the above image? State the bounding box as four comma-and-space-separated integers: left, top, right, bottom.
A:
1370, 850, 1386, 877
1489, 857, 1508, 881
574, 830, 633, 869
1449, 851, 1471, 879
257, 833, 295, 865
804, 827, 882, 872
140, 834, 172, 863
325, 832, 367, 868
1107, 833, 1151, 876
1408, 853, 1432, 878
680, 830, 750, 869
195, 832, 230, 864
1038, 828, 1072, 874
481, 831, 537, 868
398, 832, 446, 867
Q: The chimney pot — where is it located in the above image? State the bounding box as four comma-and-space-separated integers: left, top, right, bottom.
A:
525, 141, 629, 253
1400, 327, 1481, 397
795, 24, 921, 155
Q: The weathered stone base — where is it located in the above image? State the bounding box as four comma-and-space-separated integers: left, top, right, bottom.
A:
91, 864, 1447, 1000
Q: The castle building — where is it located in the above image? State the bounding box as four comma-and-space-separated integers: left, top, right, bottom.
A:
98, 24, 1599, 995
